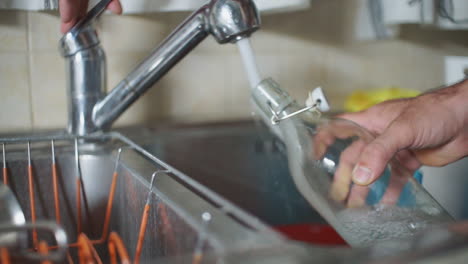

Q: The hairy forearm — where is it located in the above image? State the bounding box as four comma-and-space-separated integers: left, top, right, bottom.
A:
459, 79, 468, 127
423, 79, 467, 126
449, 79, 467, 124
451, 79, 468, 156
462, 80, 468, 155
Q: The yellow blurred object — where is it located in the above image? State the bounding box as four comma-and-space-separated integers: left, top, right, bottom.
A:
344, 87, 420, 112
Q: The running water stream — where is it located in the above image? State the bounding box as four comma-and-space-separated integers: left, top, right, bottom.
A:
237, 38, 263, 89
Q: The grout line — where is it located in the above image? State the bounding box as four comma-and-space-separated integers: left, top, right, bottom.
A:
25, 11, 35, 131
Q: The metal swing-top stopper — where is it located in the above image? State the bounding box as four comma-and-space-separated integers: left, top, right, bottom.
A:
269, 87, 330, 125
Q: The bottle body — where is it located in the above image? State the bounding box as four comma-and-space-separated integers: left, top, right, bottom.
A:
252, 78, 453, 247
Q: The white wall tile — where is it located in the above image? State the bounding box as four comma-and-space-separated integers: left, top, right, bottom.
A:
29, 52, 67, 129
156, 53, 230, 123
0, 52, 32, 132
277, 48, 328, 101
27, 12, 62, 52
322, 48, 369, 109
347, 41, 446, 91
0, 11, 28, 52
0, 7, 460, 132
98, 14, 172, 52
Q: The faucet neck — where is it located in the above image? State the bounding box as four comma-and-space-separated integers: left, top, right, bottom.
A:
92, 11, 209, 131
60, 25, 107, 136
60, 0, 260, 136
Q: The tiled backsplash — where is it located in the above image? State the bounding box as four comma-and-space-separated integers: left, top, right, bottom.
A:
0, 3, 463, 133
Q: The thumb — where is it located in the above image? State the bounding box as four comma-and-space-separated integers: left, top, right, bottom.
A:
352, 122, 413, 185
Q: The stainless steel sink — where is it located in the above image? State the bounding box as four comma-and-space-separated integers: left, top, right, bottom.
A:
133, 120, 327, 228
3, 122, 468, 263
0, 132, 286, 263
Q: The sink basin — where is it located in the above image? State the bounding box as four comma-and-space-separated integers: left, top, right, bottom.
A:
0, 132, 286, 263
131, 120, 345, 245
2, 122, 468, 263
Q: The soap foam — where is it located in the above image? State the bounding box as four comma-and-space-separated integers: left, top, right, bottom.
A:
336, 204, 445, 247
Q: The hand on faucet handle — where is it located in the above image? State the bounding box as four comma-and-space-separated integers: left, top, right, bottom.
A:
59, 0, 122, 34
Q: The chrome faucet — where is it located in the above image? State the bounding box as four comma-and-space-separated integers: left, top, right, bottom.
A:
59, 0, 260, 135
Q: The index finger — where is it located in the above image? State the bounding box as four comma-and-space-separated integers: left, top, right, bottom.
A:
313, 119, 368, 159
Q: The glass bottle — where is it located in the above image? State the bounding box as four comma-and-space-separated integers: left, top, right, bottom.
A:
252, 78, 454, 247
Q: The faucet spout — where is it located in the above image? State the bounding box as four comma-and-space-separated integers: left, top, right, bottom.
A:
60, 0, 260, 135
92, 10, 209, 130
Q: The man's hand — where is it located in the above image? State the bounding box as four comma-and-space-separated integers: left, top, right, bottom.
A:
59, 0, 122, 33
341, 80, 468, 186
314, 119, 409, 207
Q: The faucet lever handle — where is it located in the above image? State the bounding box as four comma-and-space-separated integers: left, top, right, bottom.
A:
69, 0, 112, 35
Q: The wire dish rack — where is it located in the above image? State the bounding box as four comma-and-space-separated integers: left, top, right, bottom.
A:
0, 132, 283, 263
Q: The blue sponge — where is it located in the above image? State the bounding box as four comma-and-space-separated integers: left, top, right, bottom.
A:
365, 169, 423, 207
